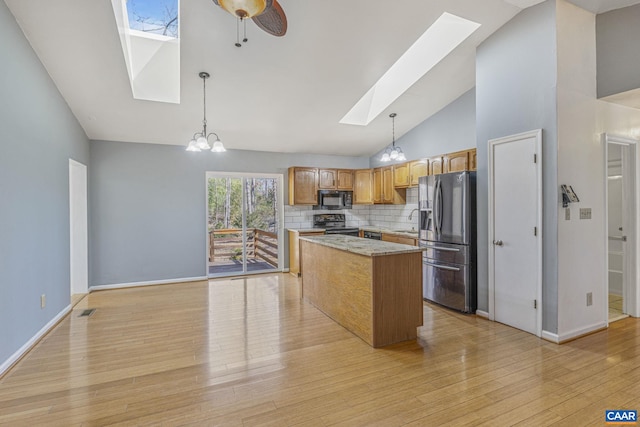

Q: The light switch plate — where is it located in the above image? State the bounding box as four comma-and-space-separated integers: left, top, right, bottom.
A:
580, 208, 591, 220
565, 208, 570, 220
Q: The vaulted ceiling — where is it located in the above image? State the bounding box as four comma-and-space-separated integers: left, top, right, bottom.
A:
5, 0, 640, 156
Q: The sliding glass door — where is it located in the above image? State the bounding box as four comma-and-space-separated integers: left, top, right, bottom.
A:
207, 172, 283, 277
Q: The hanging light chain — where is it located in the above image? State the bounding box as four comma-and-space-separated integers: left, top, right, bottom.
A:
390, 112, 397, 148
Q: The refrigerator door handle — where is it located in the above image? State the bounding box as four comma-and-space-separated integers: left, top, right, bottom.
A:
423, 261, 461, 272
424, 245, 460, 252
437, 180, 444, 233
433, 179, 440, 234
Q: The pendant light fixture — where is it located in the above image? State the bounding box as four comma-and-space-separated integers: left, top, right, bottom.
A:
381, 113, 406, 162
186, 72, 226, 153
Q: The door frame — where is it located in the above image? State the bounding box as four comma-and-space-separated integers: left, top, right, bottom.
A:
603, 133, 639, 321
488, 129, 543, 336
204, 171, 284, 278
69, 159, 89, 295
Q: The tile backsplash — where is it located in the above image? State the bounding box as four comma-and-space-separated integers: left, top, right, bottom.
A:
284, 188, 419, 231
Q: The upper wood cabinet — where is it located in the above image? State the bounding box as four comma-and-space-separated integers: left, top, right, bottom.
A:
318, 169, 337, 189
354, 169, 373, 204
318, 169, 354, 190
373, 166, 406, 204
444, 150, 470, 173
430, 156, 444, 175
469, 149, 477, 171
373, 168, 383, 203
382, 167, 394, 203
393, 163, 410, 188
337, 169, 354, 190
409, 159, 429, 186
288, 167, 318, 205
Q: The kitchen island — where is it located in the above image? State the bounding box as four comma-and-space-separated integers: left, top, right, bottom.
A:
299, 235, 423, 348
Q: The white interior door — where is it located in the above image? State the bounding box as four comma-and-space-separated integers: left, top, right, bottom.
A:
489, 130, 542, 336
69, 159, 88, 295
604, 134, 638, 320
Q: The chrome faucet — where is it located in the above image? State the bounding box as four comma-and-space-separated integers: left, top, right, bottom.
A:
408, 208, 419, 221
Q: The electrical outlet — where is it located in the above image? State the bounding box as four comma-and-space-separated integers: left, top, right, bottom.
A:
580, 208, 591, 220
565, 208, 570, 220
586, 292, 593, 306
40, 294, 46, 309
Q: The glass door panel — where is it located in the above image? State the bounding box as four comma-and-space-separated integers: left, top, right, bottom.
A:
207, 174, 282, 278
244, 177, 279, 273
208, 177, 244, 276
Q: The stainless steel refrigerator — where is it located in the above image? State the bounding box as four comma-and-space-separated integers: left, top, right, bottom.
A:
418, 171, 476, 313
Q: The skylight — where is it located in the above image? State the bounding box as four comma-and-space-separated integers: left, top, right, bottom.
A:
111, 0, 181, 103
126, 0, 179, 39
340, 13, 481, 126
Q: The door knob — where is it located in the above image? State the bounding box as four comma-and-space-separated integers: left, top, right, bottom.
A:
493, 240, 503, 246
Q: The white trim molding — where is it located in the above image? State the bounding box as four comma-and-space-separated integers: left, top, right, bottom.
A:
0, 304, 71, 377
560, 322, 608, 343
475, 310, 490, 319
90, 276, 208, 292
541, 330, 559, 343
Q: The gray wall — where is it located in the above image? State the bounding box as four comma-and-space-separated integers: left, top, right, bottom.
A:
0, 2, 90, 363
89, 140, 368, 286
369, 89, 476, 167
596, 4, 640, 98
476, 1, 559, 331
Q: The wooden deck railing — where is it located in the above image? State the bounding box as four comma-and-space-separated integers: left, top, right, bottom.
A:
209, 228, 278, 268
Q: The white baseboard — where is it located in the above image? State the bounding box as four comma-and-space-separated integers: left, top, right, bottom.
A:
475, 310, 490, 319
0, 304, 71, 377
90, 276, 208, 292
542, 321, 608, 344
541, 330, 559, 343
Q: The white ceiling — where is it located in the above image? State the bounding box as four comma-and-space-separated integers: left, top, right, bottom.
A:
5, 0, 640, 157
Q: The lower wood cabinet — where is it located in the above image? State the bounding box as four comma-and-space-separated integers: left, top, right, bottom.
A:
289, 230, 326, 276
381, 233, 417, 246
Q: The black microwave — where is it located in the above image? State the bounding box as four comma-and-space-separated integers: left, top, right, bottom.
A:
314, 190, 353, 210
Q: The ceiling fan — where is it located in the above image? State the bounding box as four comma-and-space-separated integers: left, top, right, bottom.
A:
212, 0, 287, 47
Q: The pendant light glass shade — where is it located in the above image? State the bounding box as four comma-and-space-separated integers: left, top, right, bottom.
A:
380, 113, 404, 162
211, 138, 226, 152
186, 72, 225, 153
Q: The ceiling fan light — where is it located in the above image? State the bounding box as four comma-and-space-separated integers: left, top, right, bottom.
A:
186, 139, 201, 152
219, 0, 267, 18
211, 139, 226, 152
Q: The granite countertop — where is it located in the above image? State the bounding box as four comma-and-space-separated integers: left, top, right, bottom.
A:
359, 226, 420, 239
287, 228, 326, 233
299, 235, 424, 257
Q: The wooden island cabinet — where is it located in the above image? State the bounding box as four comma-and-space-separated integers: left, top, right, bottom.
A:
300, 235, 423, 348
288, 229, 325, 276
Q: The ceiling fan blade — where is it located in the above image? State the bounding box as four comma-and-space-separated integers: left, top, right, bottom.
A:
252, 0, 287, 36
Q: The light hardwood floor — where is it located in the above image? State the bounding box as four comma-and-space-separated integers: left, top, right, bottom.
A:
1, 274, 639, 426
